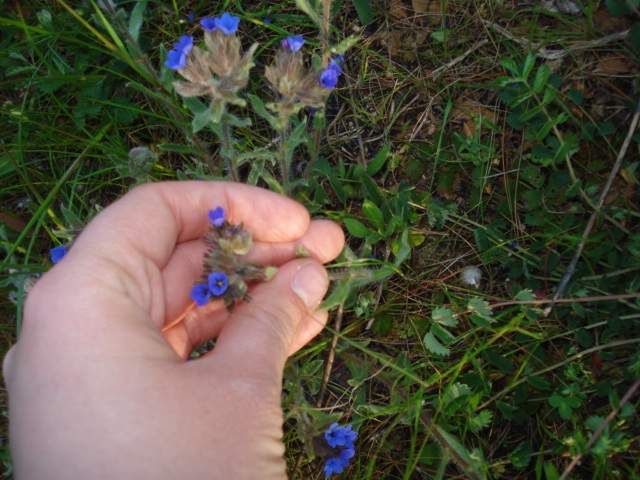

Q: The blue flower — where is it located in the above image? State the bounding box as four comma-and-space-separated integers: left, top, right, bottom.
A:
323, 423, 357, 476
325, 423, 357, 449
200, 17, 216, 31
50, 245, 67, 263
323, 447, 356, 477
282, 35, 304, 52
190, 272, 228, 306
208, 207, 225, 227
319, 61, 342, 89
216, 12, 240, 35
324, 457, 345, 477
208, 272, 229, 296
165, 35, 193, 70
263, 16, 272, 24
332, 54, 344, 62
191, 283, 212, 306
187, 12, 195, 22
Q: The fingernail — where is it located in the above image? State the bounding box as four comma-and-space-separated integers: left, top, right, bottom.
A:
291, 261, 328, 311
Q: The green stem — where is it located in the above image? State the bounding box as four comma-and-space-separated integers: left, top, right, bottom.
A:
278, 119, 291, 192
219, 111, 239, 182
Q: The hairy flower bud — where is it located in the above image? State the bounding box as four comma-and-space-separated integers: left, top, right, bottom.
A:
191, 207, 275, 312
165, 13, 257, 117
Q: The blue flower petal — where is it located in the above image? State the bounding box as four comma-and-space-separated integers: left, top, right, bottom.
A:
327, 60, 342, 75
324, 457, 345, 477
50, 245, 67, 263
208, 207, 225, 227
191, 284, 211, 306
174, 35, 193, 53
319, 68, 339, 89
201, 17, 217, 31
165, 35, 193, 69
339, 448, 355, 463
284, 35, 304, 52
208, 272, 229, 296
216, 12, 239, 35
325, 424, 358, 448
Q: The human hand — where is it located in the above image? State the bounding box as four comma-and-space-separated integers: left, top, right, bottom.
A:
3, 182, 344, 479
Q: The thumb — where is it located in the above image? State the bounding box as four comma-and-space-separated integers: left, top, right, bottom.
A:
208, 259, 330, 378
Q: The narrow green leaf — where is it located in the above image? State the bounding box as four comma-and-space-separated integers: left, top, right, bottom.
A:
390, 228, 412, 261
247, 94, 278, 129
319, 278, 353, 311
344, 218, 375, 238
192, 109, 211, 134
128, 0, 146, 42
361, 174, 383, 204
329, 175, 345, 203
362, 199, 384, 230
366, 141, 391, 176
284, 119, 308, 163
294, 0, 322, 26
157, 143, 204, 154
352, 0, 373, 24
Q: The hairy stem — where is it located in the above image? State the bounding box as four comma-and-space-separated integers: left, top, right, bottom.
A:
279, 119, 291, 191
219, 109, 239, 182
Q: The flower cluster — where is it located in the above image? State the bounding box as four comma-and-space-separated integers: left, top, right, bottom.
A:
322, 423, 358, 477
165, 12, 258, 121
319, 61, 342, 90
190, 207, 276, 312
265, 35, 340, 121
200, 12, 239, 34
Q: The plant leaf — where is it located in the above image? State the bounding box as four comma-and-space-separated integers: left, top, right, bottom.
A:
344, 218, 375, 238
294, 0, 322, 26
351, 0, 373, 24
423, 332, 450, 356
366, 141, 391, 176
128, 0, 146, 42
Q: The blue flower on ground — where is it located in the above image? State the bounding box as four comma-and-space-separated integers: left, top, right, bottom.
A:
187, 12, 195, 22
165, 35, 193, 69
323, 447, 356, 477
208, 272, 229, 296
282, 35, 304, 52
325, 423, 357, 449
323, 423, 357, 477
319, 61, 342, 89
208, 207, 225, 227
191, 283, 211, 306
50, 245, 67, 263
332, 54, 344, 62
324, 457, 345, 477
201, 17, 216, 31
263, 16, 272, 24
216, 12, 240, 35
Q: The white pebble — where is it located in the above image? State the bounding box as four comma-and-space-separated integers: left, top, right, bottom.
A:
460, 267, 482, 288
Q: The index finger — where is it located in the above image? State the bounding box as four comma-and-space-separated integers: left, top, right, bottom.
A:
70, 181, 311, 269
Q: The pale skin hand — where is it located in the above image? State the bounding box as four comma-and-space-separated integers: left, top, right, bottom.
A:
3, 182, 345, 479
